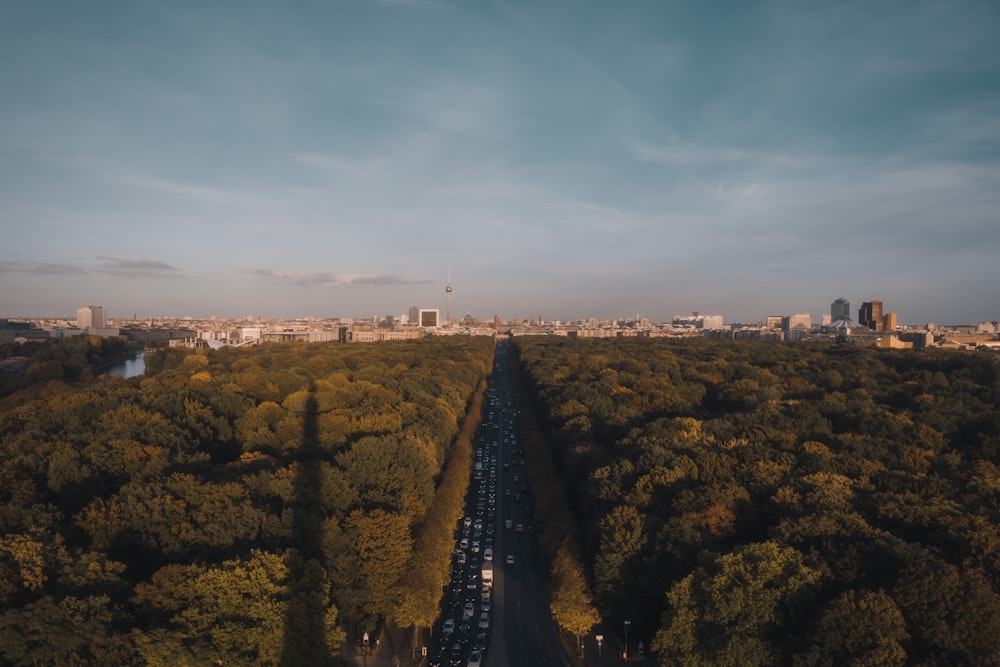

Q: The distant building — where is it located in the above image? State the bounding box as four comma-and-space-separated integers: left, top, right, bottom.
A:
77, 305, 106, 330
418, 309, 440, 328
883, 312, 897, 331
831, 298, 851, 321
765, 316, 784, 330
783, 313, 812, 331
672, 312, 724, 330
859, 300, 884, 332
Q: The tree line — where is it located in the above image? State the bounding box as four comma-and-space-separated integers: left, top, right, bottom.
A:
512, 336, 1000, 666
0, 337, 494, 665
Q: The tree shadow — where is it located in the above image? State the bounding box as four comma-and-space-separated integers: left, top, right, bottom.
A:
281, 384, 336, 666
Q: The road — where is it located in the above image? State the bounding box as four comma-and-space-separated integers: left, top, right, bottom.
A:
427, 341, 570, 667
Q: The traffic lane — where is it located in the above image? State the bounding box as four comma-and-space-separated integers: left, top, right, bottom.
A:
499, 531, 568, 667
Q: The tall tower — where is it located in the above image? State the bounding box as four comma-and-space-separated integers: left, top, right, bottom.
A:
445, 268, 452, 327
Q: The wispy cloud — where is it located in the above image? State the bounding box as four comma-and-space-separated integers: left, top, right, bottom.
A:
626, 140, 801, 168
0, 261, 87, 275
295, 153, 372, 179
95, 256, 181, 277
243, 269, 431, 288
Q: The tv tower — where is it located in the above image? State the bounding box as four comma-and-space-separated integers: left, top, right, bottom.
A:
445, 268, 452, 327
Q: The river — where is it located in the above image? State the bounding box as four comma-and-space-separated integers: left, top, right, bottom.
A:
106, 351, 148, 379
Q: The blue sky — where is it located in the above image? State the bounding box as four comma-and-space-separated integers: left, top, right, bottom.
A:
2, 0, 998, 324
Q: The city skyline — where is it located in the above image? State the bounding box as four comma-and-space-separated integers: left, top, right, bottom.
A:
2, 1, 999, 324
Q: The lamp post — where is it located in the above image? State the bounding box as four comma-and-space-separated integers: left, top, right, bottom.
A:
596, 634, 604, 658
624, 620, 630, 662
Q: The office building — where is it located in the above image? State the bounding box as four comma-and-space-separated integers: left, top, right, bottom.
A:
77, 305, 106, 330
831, 298, 850, 321
783, 313, 812, 331
418, 309, 440, 328
859, 300, 884, 332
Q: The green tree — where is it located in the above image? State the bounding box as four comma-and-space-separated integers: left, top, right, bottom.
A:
133, 549, 342, 666
794, 590, 908, 667
550, 542, 600, 659
654, 542, 821, 667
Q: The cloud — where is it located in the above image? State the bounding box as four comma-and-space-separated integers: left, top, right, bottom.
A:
294, 153, 372, 179
243, 268, 432, 288
102, 173, 259, 206
626, 139, 801, 169
95, 256, 181, 277
0, 262, 87, 275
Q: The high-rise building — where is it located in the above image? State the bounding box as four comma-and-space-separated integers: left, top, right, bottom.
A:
883, 312, 897, 331
77, 305, 106, 330
831, 298, 850, 321
859, 300, 884, 331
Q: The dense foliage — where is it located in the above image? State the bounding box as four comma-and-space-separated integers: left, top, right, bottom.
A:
512, 337, 1000, 666
0, 335, 140, 393
0, 337, 493, 665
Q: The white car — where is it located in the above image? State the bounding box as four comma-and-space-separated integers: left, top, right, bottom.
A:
505, 554, 515, 565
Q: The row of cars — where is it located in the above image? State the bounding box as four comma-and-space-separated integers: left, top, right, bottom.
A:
430, 346, 527, 667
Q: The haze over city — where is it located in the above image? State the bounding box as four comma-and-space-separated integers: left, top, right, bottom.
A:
2, 1, 998, 325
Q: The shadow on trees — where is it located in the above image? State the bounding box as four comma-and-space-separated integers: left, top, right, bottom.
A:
281, 384, 336, 666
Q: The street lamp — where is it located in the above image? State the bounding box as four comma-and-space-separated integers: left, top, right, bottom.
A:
596, 634, 604, 658
624, 620, 630, 662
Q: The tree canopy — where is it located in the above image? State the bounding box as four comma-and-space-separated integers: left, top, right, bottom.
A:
512, 336, 1000, 665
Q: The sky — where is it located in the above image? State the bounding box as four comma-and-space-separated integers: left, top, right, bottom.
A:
1, 0, 999, 325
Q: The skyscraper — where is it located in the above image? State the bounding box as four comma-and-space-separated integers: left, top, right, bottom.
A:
859, 300, 884, 331
77, 305, 106, 330
831, 298, 850, 321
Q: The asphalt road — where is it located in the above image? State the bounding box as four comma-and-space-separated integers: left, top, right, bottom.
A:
428, 342, 570, 667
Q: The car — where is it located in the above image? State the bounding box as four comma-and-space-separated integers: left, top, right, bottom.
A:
468, 650, 483, 667
478, 611, 490, 629
442, 618, 455, 636
463, 601, 475, 618
516, 523, 523, 533
505, 519, 513, 530
506, 554, 515, 565
484, 547, 493, 561
448, 643, 464, 667
472, 632, 487, 653
480, 596, 492, 612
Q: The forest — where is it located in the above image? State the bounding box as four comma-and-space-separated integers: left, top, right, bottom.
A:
0, 336, 494, 665
512, 336, 1000, 666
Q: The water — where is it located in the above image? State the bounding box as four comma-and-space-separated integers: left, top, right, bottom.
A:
107, 351, 148, 378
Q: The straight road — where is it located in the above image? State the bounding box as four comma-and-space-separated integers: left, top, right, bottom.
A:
427, 341, 570, 667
